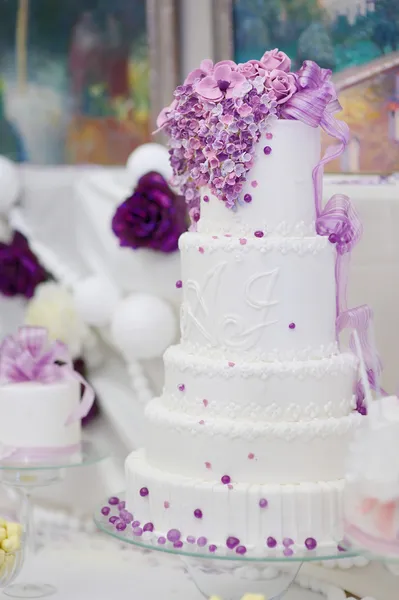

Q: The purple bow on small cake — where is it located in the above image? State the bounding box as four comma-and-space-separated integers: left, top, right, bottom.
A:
0, 327, 95, 460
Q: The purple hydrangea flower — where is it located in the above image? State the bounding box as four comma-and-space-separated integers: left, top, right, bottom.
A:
0, 231, 48, 298
112, 172, 187, 253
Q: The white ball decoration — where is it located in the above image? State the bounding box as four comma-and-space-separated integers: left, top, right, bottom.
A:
126, 143, 172, 185
0, 156, 20, 215
73, 275, 121, 328
111, 293, 177, 360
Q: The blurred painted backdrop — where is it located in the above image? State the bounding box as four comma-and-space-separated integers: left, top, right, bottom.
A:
233, 0, 399, 173
0, 0, 149, 165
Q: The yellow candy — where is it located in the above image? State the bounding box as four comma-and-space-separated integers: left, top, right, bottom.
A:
2, 535, 20, 553
242, 596, 265, 600
0, 549, 5, 567
0, 518, 6, 527
5, 523, 22, 537
0, 528, 6, 543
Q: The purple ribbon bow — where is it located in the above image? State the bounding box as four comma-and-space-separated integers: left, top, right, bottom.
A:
315, 194, 363, 316
0, 327, 94, 426
282, 61, 350, 216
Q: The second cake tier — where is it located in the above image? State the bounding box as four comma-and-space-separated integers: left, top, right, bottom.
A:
179, 232, 338, 361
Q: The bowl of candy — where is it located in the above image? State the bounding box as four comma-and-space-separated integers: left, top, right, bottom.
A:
0, 489, 25, 588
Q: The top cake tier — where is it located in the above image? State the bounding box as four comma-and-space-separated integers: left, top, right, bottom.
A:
198, 120, 320, 237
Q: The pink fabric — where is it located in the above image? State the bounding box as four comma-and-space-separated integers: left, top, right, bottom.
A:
0, 443, 81, 462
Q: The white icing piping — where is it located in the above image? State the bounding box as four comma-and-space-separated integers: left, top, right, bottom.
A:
166, 344, 358, 375
180, 232, 330, 255
164, 392, 356, 421
146, 400, 362, 440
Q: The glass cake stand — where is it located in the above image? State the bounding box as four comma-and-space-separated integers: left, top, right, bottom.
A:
0, 440, 109, 599
94, 493, 359, 600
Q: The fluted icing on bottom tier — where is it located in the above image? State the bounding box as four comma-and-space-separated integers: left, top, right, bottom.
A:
125, 449, 345, 555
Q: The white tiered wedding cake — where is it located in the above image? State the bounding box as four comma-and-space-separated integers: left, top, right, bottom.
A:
123, 49, 363, 555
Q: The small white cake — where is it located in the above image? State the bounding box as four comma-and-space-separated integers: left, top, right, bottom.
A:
344, 396, 399, 557
0, 327, 92, 464
0, 379, 82, 462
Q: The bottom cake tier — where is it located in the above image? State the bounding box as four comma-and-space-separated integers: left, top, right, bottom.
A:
124, 449, 345, 556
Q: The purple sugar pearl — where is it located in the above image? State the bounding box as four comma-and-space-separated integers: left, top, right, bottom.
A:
284, 547, 294, 557
167, 528, 181, 543
254, 230, 264, 238
174, 540, 183, 548
203, 195, 209, 203
101, 506, 110, 516
197, 536, 207, 547
108, 496, 119, 505
194, 509, 203, 519
209, 544, 217, 553
186, 535, 196, 544
120, 510, 133, 523
289, 322, 296, 330
226, 536, 240, 550
283, 538, 294, 547
116, 521, 127, 531
221, 475, 231, 485
175, 280, 183, 289
236, 545, 247, 555
178, 384, 185, 392
259, 498, 268, 508
305, 537, 317, 550
329, 233, 338, 244
158, 536, 166, 545
243, 193, 252, 203
132, 520, 140, 528
266, 537, 277, 548
133, 527, 143, 536
266, 132, 273, 140
117, 501, 126, 510
139, 487, 149, 497
143, 522, 154, 532
109, 516, 119, 524
263, 146, 272, 155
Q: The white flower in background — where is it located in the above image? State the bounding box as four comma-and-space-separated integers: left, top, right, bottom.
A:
25, 281, 88, 359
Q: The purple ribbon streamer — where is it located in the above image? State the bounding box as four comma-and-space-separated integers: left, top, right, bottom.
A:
283, 61, 385, 395
336, 305, 386, 398
0, 327, 94, 425
315, 193, 363, 316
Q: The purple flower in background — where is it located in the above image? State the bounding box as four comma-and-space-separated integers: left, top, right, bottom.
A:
260, 48, 291, 72
195, 62, 247, 101
112, 171, 187, 253
0, 231, 48, 298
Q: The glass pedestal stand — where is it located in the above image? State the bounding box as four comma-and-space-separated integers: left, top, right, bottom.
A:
0, 441, 108, 599
95, 494, 359, 600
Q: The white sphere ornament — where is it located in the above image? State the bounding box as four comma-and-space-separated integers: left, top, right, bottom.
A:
73, 275, 121, 327
126, 143, 172, 185
111, 293, 177, 360
0, 156, 20, 215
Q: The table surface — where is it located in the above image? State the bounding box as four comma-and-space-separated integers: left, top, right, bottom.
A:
0, 531, 349, 600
